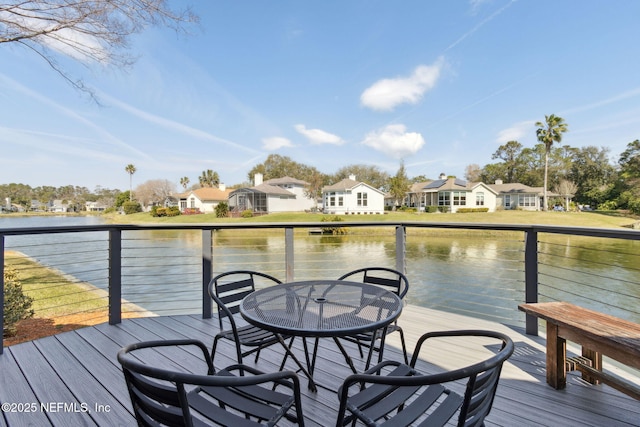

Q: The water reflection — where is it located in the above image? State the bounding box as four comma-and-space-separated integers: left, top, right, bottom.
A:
2, 216, 638, 324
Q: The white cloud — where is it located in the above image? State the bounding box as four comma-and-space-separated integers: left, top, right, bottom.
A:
360, 58, 444, 111
496, 120, 535, 143
294, 124, 344, 145
361, 124, 425, 158
262, 136, 294, 150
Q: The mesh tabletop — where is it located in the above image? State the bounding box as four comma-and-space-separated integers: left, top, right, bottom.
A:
240, 280, 403, 337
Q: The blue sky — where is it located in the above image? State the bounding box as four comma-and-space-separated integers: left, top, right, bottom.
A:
2, 0, 640, 191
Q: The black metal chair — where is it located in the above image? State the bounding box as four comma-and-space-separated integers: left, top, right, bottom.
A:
209, 270, 305, 372
337, 267, 409, 369
335, 330, 514, 427
117, 339, 305, 426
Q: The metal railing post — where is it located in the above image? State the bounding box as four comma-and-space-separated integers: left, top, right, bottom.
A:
202, 229, 213, 318
1, 234, 5, 354
285, 227, 294, 282
395, 225, 406, 274
524, 229, 539, 335
108, 228, 122, 325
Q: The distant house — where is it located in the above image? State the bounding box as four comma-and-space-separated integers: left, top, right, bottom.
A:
228, 174, 316, 214
322, 174, 385, 215
407, 173, 498, 213
487, 180, 547, 211
178, 186, 232, 213
49, 199, 69, 213
85, 201, 107, 212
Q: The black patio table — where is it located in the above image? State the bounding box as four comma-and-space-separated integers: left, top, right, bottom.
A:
240, 279, 403, 391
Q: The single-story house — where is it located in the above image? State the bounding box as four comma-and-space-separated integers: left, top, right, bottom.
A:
178, 186, 231, 213
85, 201, 108, 212
487, 180, 549, 211
322, 175, 385, 215
407, 173, 498, 213
228, 174, 316, 214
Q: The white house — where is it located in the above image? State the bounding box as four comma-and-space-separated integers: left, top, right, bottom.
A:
322, 175, 385, 215
228, 174, 316, 214
178, 186, 231, 213
407, 174, 498, 213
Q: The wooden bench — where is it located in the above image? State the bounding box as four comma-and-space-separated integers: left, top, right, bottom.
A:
518, 301, 640, 400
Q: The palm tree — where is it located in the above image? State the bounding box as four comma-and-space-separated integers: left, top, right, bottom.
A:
125, 164, 137, 201
180, 176, 190, 190
535, 114, 568, 211
198, 169, 219, 188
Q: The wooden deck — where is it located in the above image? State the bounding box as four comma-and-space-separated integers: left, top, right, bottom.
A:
1, 305, 638, 426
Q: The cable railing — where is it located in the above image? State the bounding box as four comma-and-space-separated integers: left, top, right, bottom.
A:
1, 221, 639, 353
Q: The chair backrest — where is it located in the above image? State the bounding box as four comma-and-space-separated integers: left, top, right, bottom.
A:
208, 270, 282, 329
117, 339, 304, 427
117, 339, 213, 427
337, 330, 514, 427
338, 267, 409, 299
410, 330, 515, 427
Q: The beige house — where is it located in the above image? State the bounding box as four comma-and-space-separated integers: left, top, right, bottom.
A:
407, 174, 498, 213
179, 186, 231, 213
322, 175, 385, 215
487, 180, 546, 211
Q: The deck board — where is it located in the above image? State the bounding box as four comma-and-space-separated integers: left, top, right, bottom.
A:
1, 305, 639, 426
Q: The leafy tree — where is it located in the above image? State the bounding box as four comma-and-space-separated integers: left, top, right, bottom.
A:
331, 164, 390, 191
247, 154, 322, 182
0, 0, 198, 98
553, 180, 578, 211
304, 171, 325, 202
115, 191, 131, 208
125, 164, 136, 201
617, 139, 640, 213
491, 140, 523, 183
535, 114, 568, 210
199, 169, 220, 188
568, 146, 616, 205
389, 161, 411, 209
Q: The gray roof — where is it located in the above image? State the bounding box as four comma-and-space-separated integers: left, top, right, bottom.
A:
263, 176, 309, 186
322, 177, 360, 192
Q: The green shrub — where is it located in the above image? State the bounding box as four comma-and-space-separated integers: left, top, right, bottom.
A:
241, 209, 254, 218
3, 267, 34, 337
151, 206, 181, 217
122, 201, 142, 214
598, 200, 618, 211
425, 206, 438, 213
321, 215, 348, 235
215, 202, 229, 218
456, 208, 490, 213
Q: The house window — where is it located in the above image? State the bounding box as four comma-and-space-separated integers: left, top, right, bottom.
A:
329, 196, 336, 207
338, 196, 344, 206
452, 191, 466, 206
190, 197, 196, 209
438, 192, 450, 205
504, 195, 511, 208
476, 192, 485, 206
357, 192, 368, 206
521, 194, 536, 207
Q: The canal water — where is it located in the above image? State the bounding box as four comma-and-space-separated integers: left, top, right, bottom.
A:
2, 216, 638, 326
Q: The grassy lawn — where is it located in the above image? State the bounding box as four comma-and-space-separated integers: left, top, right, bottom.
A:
106, 209, 639, 230
4, 251, 108, 318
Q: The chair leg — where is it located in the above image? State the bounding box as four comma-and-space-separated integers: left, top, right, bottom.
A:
398, 328, 408, 365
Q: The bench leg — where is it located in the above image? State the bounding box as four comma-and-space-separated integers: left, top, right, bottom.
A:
546, 323, 567, 389
581, 347, 602, 385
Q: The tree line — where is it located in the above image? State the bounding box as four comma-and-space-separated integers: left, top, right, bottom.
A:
2, 139, 639, 215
